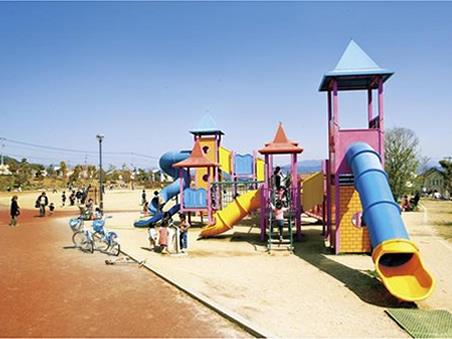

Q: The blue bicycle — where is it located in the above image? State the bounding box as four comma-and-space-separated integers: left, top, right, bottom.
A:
91, 216, 121, 256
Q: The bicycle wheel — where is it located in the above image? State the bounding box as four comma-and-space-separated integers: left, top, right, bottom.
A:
72, 231, 85, 247
108, 242, 120, 256
80, 238, 94, 253
93, 232, 109, 252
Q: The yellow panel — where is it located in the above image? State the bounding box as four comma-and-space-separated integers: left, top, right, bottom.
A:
302, 172, 324, 211
256, 158, 265, 181
195, 167, 208, 189
219, 147, 232, 174
199, 138, 217, 162
338, 186, 371, 253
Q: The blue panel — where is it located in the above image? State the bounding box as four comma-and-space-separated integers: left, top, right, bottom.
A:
346, 142, 409, 247
183, 188, 207, 208
234, 154, 253, 176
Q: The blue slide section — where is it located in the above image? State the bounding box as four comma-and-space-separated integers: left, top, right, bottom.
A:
133, 204, 181, 228
133, 151, 189, 228
346, 142, 409, 248
149, 151, 190, 214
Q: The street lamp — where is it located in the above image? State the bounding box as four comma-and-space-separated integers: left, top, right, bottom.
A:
96, 134, 104, 210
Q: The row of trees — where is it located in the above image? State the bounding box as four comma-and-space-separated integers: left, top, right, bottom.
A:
0, 157, 162, 191
384, 127, 451, 200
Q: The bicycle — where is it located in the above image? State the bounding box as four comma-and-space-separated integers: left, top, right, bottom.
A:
91, 216, 121, 256
72, 227, 94, 253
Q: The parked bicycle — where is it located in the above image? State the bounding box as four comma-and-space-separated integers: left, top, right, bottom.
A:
91, 216, 120, 256
71, 215, 120, 256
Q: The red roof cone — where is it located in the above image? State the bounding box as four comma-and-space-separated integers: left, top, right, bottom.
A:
173, 139, 219, 168
259, 123, 303, 154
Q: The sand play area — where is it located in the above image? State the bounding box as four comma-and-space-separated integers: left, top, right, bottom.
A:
1, 189, 451, 338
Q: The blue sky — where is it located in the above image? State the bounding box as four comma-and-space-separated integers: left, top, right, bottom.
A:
1, 2, 451, 168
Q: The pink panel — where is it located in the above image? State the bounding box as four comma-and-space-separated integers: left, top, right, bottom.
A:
335, 129, 380, 174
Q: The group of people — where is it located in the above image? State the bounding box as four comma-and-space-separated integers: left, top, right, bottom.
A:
35, 192, 55, 217
148, 212, 191, 254
401, 192, 421, 212
62, 185, 92, 207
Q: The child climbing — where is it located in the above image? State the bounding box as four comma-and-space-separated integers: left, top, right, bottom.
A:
179, 213, 191, 253
271, 200, 289, 241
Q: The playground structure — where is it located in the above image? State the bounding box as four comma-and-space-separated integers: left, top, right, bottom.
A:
134, 40, 435, 301
316, 40, 435, 301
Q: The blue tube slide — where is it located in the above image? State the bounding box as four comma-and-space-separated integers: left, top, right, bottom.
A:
345, 142, 409, 248
149, 151, 190, 214
133, 204, 181, 228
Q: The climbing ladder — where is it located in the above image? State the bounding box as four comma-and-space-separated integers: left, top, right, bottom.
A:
267, 189, 294, 253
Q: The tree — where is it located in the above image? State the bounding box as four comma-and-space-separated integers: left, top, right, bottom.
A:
439, 157, 452, 195
59, 161, 68, 178
46, 164, 56, 178
385, 127, 421, 200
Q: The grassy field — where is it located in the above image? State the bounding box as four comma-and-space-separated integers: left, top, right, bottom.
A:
422, 199, 452, 242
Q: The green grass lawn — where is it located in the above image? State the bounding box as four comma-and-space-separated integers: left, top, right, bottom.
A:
421, 199, 452, 242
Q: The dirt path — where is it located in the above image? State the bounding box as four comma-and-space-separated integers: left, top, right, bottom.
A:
0, 207, 249, 338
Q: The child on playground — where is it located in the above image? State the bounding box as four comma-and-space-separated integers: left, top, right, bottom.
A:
271, 200, 289, 241
159, 213, 170, 253
94, 207, 103, 220
142, 201, 149, 216
151, 191, 164, 212
179, 213, 191, 253
48, 203, 55, 215
9, 195, 20, 227
148, 224, 158, 251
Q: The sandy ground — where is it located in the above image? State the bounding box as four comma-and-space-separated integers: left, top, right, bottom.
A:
1, 189, 451, 338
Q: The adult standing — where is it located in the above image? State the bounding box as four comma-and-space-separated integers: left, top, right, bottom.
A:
36, 192, 48, 217
9, 195, 20, 226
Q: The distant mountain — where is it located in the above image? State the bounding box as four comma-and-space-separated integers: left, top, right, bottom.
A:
281, 160, 322, 174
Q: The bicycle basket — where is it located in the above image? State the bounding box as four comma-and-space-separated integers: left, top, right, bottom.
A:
93, 220, 105, 232
106, 232, 118, 244
69, 218, 81, 231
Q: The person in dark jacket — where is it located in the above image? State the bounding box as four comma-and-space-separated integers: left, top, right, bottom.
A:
10, 195, 20, 226
36, 192, 49, 217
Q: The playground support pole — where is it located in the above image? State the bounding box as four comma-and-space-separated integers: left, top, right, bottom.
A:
292, 153, 301, 240
326, 90, 332, 245
368, 88, 373, 125
260, 154, 270, 241
378, 77, 385, 165
332, 80, 341, 254
207, 166, 212, 224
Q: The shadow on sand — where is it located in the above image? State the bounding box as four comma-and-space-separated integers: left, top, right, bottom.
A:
292, 227, 416, 308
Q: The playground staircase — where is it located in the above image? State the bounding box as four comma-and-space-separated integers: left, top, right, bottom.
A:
267, 191, 294, 253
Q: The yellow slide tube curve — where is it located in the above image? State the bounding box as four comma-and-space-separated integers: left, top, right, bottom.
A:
199, 189, 261, 238
372, 239, 435, 301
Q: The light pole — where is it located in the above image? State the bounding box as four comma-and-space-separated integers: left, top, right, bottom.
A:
96, 134, 104, 210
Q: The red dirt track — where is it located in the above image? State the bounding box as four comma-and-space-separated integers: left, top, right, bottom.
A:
0, 207, 248, 337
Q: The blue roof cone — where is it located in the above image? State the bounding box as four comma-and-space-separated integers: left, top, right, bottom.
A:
319, 40, 394, 91
334, 40, 381, 73
190, 114, 224, 135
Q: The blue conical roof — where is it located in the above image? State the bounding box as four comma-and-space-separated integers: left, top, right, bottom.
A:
319, 40, 394, 91
189, 114, 224, 135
